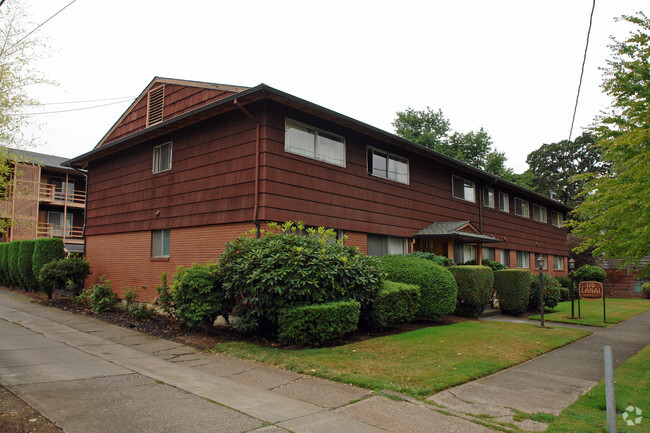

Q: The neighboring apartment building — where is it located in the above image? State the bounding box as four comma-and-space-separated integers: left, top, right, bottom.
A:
65, 77, 571, 302
0, 149, 86, 254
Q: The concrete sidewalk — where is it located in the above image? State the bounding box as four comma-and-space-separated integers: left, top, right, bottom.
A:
1, 289, 648, 433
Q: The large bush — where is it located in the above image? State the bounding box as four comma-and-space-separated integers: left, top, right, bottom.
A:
450, 265, 494, 318
407, 252, 454, 267
18, 240, 37, 291
278, 300, 360, 346
32, 238, 64, 285
8, 241, 23, 288
380, 255, 457, 320
494, 269, 530, 316
219, 223, 383, 334
574, 265, 607, 283
367, 280, 420, 329
37, 257, 91, 299
172, 264, 232, 329
529, 273, 561, 311
0, 243, 8, 286
642, 282, 650, 299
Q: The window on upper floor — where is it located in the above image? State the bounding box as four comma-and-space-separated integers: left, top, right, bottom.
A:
367, 234, 408, 256
146, 85, 165, 127
514, 197, 529, 217
153, 142, 172, 174
285, 119, 346, 167
51, 177, 75, 200
551, 211, 564, 228
367, 147, 409, 184
483, 188, 495, 208
553, 255, 565, 270
516, 251, 530, 268
532, 204, 547, 223
499, 191, 509, 212
152, 229, 170, 257
452, 176, 476, 203
47, 211, 73, 237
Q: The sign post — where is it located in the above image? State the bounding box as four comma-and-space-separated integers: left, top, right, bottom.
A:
579, 281, 605, 323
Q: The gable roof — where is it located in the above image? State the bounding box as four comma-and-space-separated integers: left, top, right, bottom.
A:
413, 221, 501, 243
64, 79, 572, 213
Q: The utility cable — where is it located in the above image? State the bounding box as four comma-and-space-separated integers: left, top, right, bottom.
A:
8, 0, 77, 51
40, 96, 136, 106
567, 0, 596, 143
22, 99, 134, 115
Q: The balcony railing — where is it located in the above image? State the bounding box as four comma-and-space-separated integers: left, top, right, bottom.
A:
39, 183, 85, 207
37, 222, 84, 244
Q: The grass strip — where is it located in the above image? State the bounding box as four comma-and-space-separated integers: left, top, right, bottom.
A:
214, 320, 589, 398
529, 298, 650, 327
546, 344, 650, 433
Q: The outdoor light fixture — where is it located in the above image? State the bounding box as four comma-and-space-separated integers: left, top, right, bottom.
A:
569, 258, 575, 270
537, 256, 545, 327
569, 258, 577, 319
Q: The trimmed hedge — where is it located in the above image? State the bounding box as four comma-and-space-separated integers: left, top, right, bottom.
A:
494, 269, 531, 316
529, 273, 561, 311
32, 238, 65, 286
172, 264, 231, 329
278, 300, 360, 346
450, 265, 494, 318
38, 257, 91, 299
642, 282, 650, 299
0, 243, 8, 286
8, 241, 23, 287
574, 265, 607, 283
367, 280, 420, 329
18, 240, 37, 291
407, 251, 454, 267
380, 255, 457, 320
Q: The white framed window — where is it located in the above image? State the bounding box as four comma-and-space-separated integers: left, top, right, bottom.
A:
536, 253, 548, 269
551, 211, 564, 228
47, 211, 73, 237
499, 249, 510, 267
516, 251, 530, 269
483, 188, 495, 208
532, 204, 547, 223
514, 198, 529, 218
367, 147, 409, 184
285, 119, 346, 167
499, 192, 509, 212
367, 234, 408, 256
152, 229, 170, 257
153, 142, 172, 174
483, 247, 495, 261
553, 255, 565, 270
454, 243, 476, 264
452, 176, 476, 203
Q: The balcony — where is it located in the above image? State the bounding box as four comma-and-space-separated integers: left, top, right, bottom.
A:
37, 222, 84, 244
39, 183, 85, 208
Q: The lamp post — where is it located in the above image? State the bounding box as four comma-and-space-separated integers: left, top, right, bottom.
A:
537, 255, 545, 327
569, 258, 576, 319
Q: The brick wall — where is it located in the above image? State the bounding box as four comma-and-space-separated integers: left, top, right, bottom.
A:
85, 222, 254, 302
343, 230, 367, 255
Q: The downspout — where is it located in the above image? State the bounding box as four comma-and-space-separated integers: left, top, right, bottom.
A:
234, 99, 261, 238
72, 167, 88, 255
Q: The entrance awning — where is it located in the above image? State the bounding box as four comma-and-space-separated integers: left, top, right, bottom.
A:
413, 221, 501, 243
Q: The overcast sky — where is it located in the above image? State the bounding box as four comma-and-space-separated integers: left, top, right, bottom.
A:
19, 0, 648, 173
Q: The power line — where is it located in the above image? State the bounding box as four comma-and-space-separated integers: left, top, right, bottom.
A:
567, 0, 596, 143
22, 99, 134, 115
8, 0, 77, 51
40, 96, 136, 106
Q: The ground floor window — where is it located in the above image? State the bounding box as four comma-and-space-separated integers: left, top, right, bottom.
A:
367, 234, 407, 256
536, 253, 548, 269
483, 247, 495, 261
152, 229, 170, 257
516, 251, 530, 269
454, 243, 476, 264
499, 249, 510, 267
553, 255, 565, 270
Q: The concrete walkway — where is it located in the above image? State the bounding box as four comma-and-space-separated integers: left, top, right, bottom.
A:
0, 289, 648, 433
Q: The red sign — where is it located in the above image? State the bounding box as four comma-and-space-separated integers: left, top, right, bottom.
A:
579, 281, 604, 299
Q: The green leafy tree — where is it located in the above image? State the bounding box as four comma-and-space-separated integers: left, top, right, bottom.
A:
570, 12, 650, 276
523, 133, 607, 206
393, 107, 513, 176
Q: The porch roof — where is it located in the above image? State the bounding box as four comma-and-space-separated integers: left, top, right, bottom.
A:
413, 221, 501, 243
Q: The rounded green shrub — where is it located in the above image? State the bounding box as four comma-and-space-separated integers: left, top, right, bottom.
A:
574, 265, 607, 283
219, 224, 383, 334
37, 256, 91, 299
88, 276, 118, 313
642, 282, 650, 299
32, 238, 65, 286
367, 280, 420, 329
380, 255, 457, 320
18, 240, 37, 291
8, 241, 24, 288
278, 300, 360, 346
0, 243, 8, 286
172, 264, 231, 329
529, 273, 561, 311
450, 265, 494, 318
494, 269, 531, 316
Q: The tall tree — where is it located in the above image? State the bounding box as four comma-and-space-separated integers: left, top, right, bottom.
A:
523, 133, 607, 207
569, 12, 650, 276
393, 108, 513, 176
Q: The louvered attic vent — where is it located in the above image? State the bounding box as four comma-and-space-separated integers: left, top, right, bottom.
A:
146, 86, 165, 127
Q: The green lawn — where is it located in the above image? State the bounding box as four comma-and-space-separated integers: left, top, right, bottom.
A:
213, 321, 589, 398
529, 298, 650, 327
546, 344, 650, 433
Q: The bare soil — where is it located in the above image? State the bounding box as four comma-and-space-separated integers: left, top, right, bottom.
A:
0, 386, 63, 433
